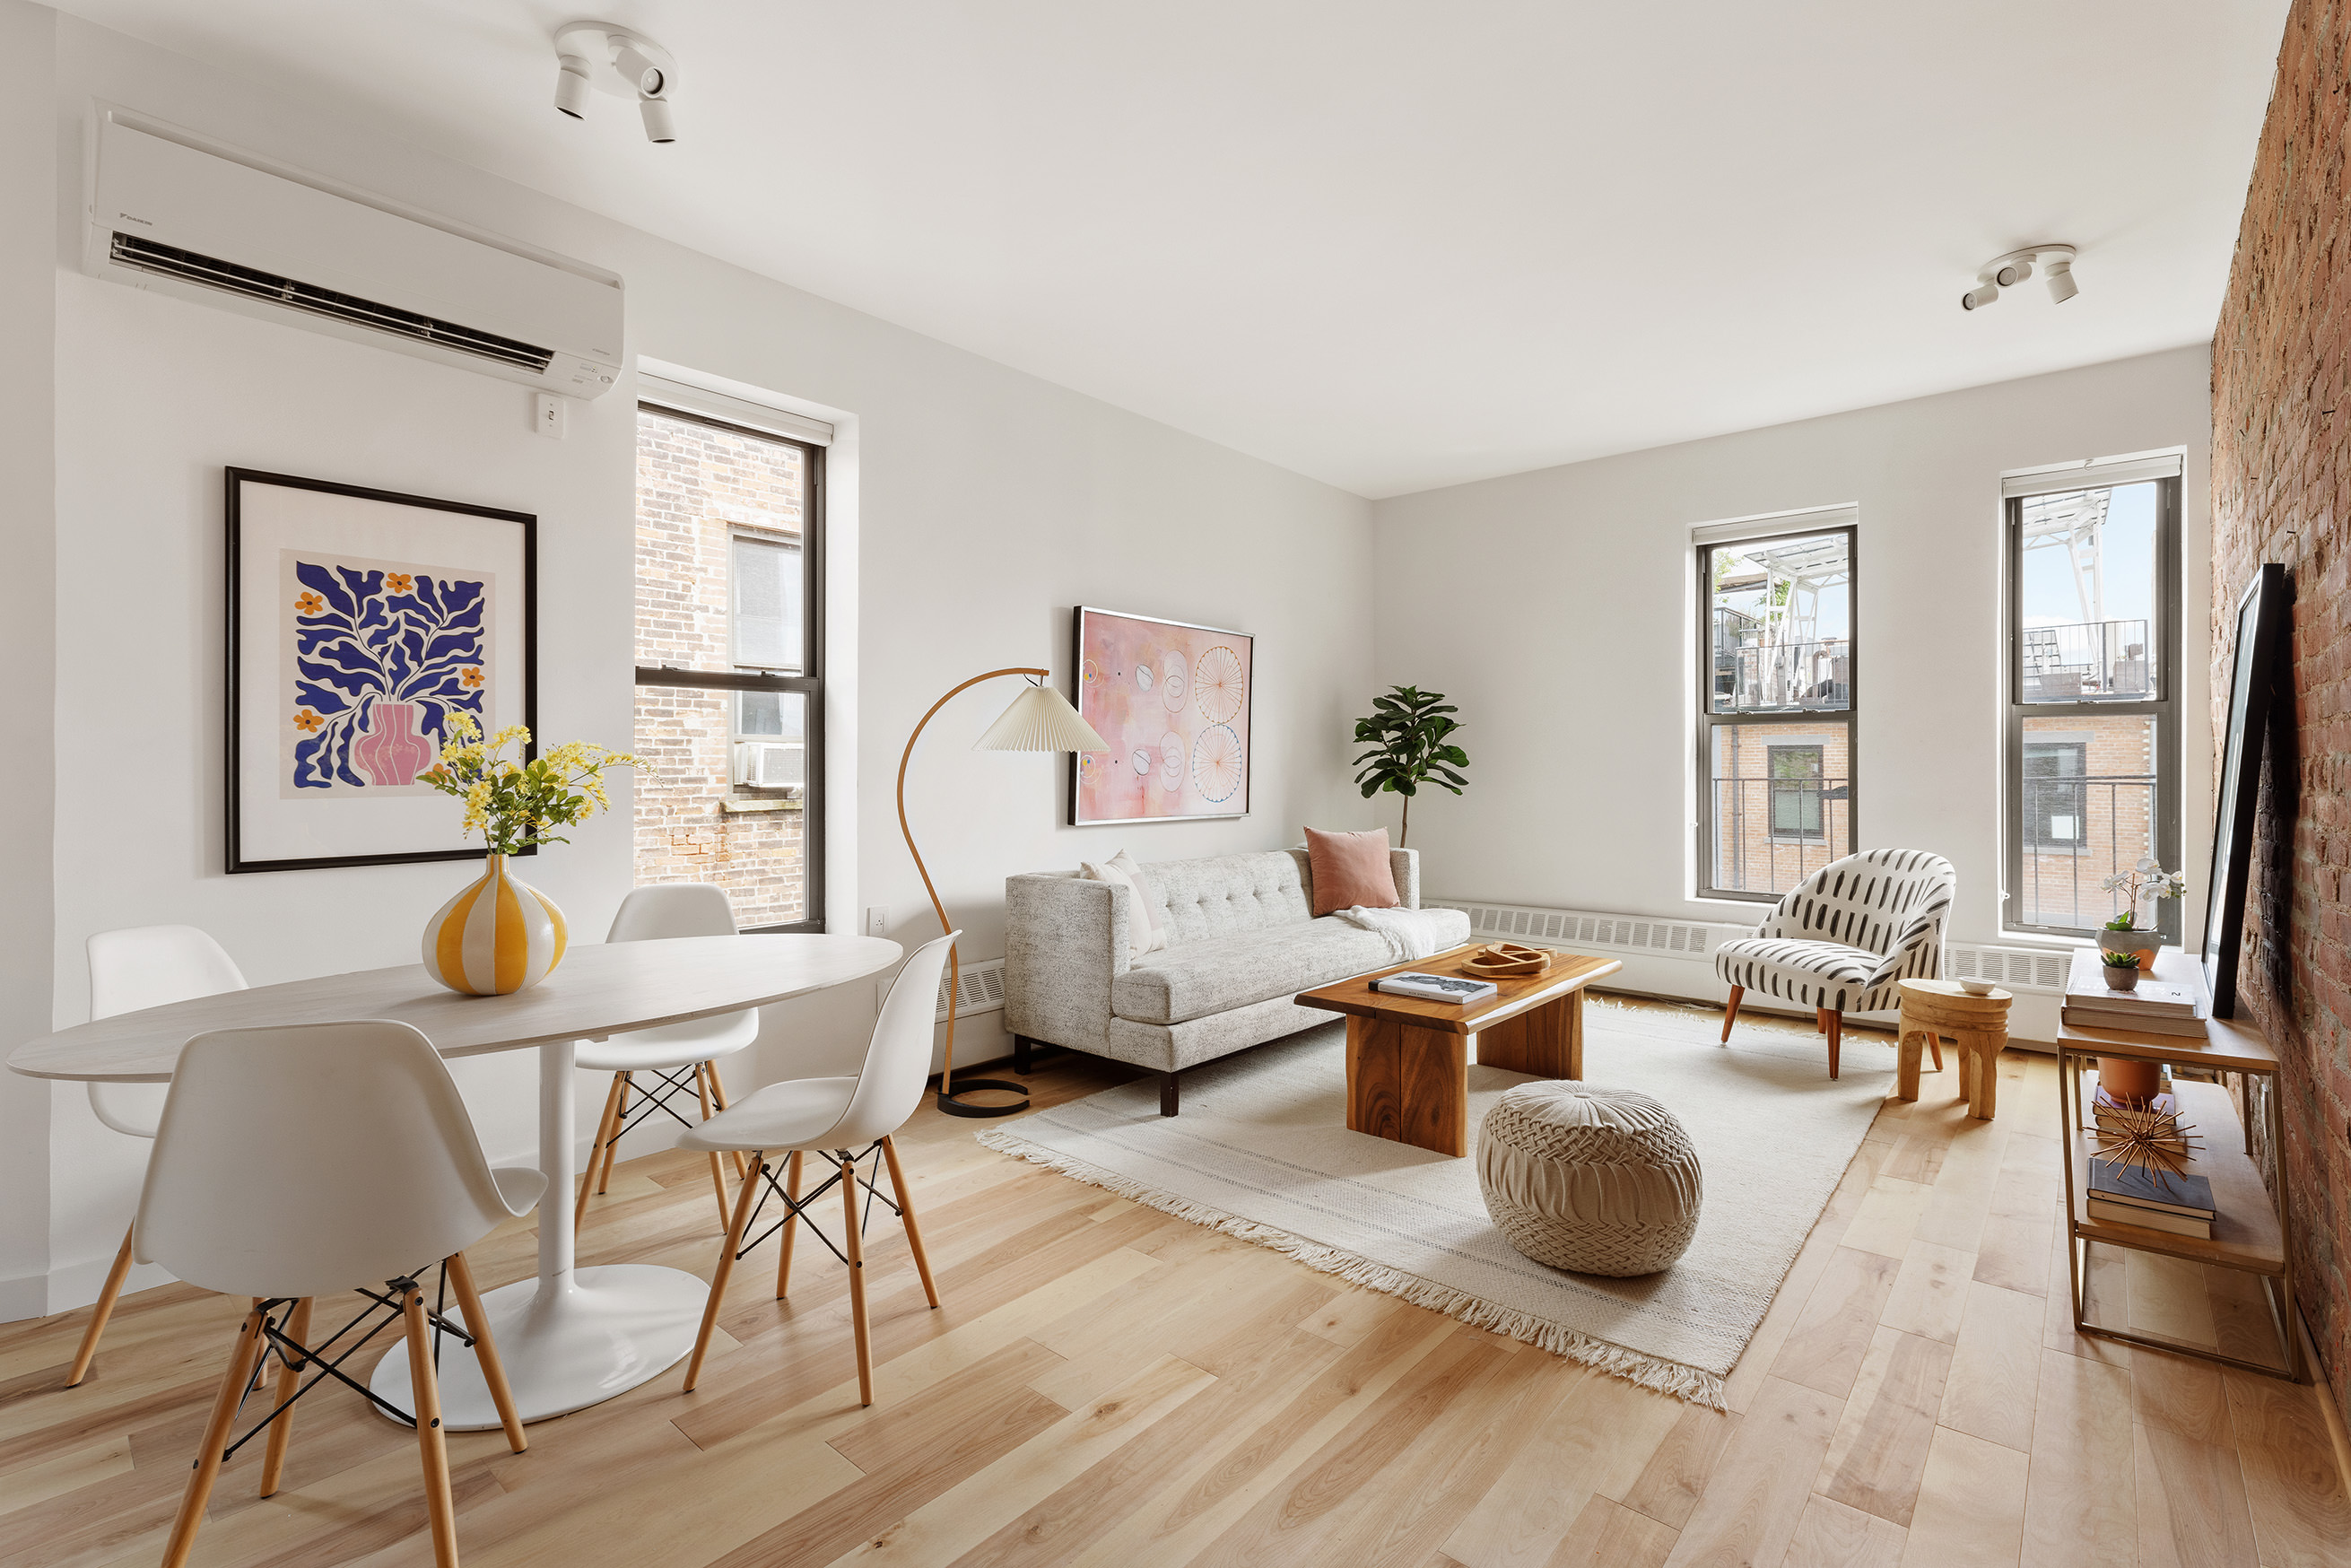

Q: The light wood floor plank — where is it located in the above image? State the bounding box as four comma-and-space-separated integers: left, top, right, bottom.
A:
2132, 1419, 2260, 1568
1814, 1328, 1953, 1528
1778, 1494, 1905, 1567
1898, 1425, 2028, 1568
2019, 1346, 2135, 1568
1546, 1494, 1678, 1568
1441, 1365, 1680, 1568
1936, 1282, 2042, 1454
1659, 1376, 1841, 1568
1772, 1249, 1902, 1400
2219, 1372, 2351, 1568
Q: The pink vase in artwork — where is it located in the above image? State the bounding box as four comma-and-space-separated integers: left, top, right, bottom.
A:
353, 701, 437, 787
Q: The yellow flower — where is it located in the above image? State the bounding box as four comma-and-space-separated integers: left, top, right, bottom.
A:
292, 708, 324, 734
294, 590, 326, 616
459, 666, 484, 689
385, 572, 414, 595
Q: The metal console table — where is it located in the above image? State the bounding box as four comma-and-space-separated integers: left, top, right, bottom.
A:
2056, 1010, 2300, 1380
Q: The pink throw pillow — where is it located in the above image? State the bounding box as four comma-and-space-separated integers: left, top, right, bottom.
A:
1306, 827, 1400, 918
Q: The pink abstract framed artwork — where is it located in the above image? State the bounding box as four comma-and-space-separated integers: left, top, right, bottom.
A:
1070, 606, 1252, 825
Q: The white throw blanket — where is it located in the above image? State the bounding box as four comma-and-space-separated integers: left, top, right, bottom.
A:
1333, 904, 1472, 963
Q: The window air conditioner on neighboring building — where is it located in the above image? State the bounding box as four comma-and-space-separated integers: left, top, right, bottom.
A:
733, 742, 805, 789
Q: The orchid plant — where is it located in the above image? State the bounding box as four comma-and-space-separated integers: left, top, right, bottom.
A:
420, 712, 638, 858
2101, 858, 2187, 932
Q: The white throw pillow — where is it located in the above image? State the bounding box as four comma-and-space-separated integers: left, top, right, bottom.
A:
1081, 850, 1170, 957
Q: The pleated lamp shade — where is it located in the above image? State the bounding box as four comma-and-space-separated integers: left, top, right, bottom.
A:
974, 683, 1109, 753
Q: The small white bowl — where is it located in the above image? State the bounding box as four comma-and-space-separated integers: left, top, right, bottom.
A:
1957, 978, 1996, 996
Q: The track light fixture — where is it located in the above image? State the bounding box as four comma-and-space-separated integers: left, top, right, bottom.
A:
551, 22, 678, 144
1960, 244, 2077, 312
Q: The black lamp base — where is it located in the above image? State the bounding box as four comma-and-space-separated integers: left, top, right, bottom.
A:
936, 1077, 1031, 1119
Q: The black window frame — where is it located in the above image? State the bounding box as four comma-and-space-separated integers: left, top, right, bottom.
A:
1694, 521, 1858, 903
2001, 476, 2180, 940
632, 401, 827, 935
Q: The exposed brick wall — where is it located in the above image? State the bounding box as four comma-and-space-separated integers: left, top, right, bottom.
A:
631, 408, 808, 929
2210, 0, 2348, 1416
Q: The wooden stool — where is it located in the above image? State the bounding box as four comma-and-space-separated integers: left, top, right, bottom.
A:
1897, 980, 2012, 1119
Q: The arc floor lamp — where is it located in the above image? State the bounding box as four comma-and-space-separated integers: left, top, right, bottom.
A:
897, 667, 1106, 1118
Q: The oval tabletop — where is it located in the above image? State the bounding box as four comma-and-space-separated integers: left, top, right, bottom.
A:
5, 934, 906, 1083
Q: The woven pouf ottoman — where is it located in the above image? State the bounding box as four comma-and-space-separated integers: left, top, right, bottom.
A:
1477, 1081, 1702, 1276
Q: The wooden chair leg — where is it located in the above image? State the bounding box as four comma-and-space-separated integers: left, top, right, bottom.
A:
577, 1073, 625, 1228
398, 1281, 460, 1568
692, 1065, 731, 1230
776, 1150, 804, 1299
596, 1073, 632, 1195
1720, 987, 1744, 1044
841, 1151, 873, 1407
443, 1252, 526, 1453
684, 1153, 764, 1392
704, 1063, 748, 1180
160, 1303, 271, 1568
880, 1137, 940, 1309
1825, 1011, 1842, 1079
257, 1297, 314, 1497
65, 1223, 137, 1388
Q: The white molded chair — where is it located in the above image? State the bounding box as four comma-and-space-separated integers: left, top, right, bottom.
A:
679, 932, 957, 1407
138, 1020, 544, 1568
67, 925, 250, 1388
576, 884, 761, 1230
1714, 849, 1957, 1078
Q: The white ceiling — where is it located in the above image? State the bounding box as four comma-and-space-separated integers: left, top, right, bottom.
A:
51, 1, 2288, 498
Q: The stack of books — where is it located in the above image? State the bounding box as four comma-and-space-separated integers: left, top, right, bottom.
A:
2085, 1158, 2216, 1238
2060, 946, 2207, 1037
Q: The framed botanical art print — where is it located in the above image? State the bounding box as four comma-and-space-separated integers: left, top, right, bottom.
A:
1070, 605, 1252, 825
227, 468, 536, 873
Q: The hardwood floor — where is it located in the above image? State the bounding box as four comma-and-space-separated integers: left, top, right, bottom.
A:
4, 1002, 2347, 1568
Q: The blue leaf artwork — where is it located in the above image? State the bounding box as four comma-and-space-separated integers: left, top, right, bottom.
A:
287, 559, 489, 791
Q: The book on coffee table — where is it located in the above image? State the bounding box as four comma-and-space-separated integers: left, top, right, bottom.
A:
1372, 971, 1500, 1005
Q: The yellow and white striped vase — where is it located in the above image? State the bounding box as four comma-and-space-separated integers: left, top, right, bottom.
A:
422, 855, 569, 996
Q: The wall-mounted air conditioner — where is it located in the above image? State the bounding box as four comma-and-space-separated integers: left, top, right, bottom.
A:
85, 108, 623, 397
733, 742, 805, 789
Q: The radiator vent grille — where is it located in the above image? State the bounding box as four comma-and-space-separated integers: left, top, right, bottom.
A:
935, 955, 1006, 1022
1942, 942, 2068, 994
1433, 900, 2071, 996
110, 232, 556, 371
1427, 901, 1743, 959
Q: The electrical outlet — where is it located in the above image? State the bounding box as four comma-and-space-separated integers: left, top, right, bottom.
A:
865, 906, 889, 936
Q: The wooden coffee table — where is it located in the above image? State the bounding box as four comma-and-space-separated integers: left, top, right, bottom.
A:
1297, 945, 1622, 1156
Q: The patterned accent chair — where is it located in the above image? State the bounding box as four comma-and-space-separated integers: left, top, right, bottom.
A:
1714, 849, 1958, 1078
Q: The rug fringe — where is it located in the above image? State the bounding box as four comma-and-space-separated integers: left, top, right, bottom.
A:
975, 1125, 1728, 1409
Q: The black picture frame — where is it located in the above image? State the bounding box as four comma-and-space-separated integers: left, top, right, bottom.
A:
2202, 562, 2288, 1016
226, 468, 537, 874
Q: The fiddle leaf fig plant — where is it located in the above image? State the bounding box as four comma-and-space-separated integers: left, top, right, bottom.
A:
1351, 684, 1468, 847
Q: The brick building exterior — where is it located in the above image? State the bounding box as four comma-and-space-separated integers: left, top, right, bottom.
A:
631, 408, 809, 929
1709, 723, 1851, 897
2210, 0, 2350, 1417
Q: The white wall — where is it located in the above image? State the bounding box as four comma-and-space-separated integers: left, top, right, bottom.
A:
9, 11, 1375, 1316
0, 0, 58, 1323
1370, 347, 2213, 977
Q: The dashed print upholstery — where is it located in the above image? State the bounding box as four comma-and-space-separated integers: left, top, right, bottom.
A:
1713, 849, 1956, 1015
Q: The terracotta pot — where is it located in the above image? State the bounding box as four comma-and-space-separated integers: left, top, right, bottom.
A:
422, 854, 568, 996
2096, 1056, 2164, 1105
2102, 963, 2142, 991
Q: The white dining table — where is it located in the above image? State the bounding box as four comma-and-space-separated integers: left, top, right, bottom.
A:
7, 932, 904, 1429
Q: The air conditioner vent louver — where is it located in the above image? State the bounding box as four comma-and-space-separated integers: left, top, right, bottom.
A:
935, 956, 1007, 1023
109, 232, 556, 372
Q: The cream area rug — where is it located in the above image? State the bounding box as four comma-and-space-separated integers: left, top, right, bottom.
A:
978, 999, 1895, 1407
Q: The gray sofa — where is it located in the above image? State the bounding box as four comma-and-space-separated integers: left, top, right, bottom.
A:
1004, 848, 1468, 1113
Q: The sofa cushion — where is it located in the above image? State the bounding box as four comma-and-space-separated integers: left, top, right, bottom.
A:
1112, 917, 1398, 1024
1146, 852, 1317, 944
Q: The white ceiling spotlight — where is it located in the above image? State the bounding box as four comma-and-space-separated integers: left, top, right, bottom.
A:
553, 22, 678, 144
1960, 245, 2077, 311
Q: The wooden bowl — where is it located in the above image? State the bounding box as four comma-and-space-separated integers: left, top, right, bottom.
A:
1460, 942, 1552, 979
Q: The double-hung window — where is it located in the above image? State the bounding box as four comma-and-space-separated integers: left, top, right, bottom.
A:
2003, 461, 2181, 937
1696, 514, 1856, 900
631, 383, 829, 932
